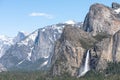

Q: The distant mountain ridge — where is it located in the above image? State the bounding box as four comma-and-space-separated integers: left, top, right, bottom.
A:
0, 21, 83, 71
0, 32, 28, 72
0, 31, 28, 58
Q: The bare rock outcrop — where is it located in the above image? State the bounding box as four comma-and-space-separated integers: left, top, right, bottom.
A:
112, 30, 120, 62
112, 2, 120, 9
82, 3, 120, 36
51, 26, 96, 76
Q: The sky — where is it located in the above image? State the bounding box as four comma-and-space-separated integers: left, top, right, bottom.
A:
0, 0, 120, 37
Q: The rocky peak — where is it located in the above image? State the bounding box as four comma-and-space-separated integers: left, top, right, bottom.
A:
112, 2, 120, 18
13, 31, 28, 43
112, 2, 120, 9
82, 3, 120, 36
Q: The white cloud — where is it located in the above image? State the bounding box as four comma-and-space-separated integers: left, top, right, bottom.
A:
29, 12, 53, 19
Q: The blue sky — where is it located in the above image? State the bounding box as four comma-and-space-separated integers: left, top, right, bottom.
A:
0, 0, 119, 37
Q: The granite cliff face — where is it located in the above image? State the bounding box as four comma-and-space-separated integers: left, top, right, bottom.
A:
112, 30, 120, 62
112, 2, 120, 9
82, 3, 120, 36
51, 26, 97, 76
51, 26, 111, 76
51, 2, 120, 76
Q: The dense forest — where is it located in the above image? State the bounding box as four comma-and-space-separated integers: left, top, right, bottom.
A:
0, 62, 120, 80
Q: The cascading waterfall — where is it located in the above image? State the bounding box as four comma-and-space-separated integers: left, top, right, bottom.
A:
78, 50, 90, 77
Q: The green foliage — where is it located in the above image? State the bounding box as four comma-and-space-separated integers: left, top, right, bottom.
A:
80, 32, 111, 49
80, 70, 105, 80
0, 71, 47, 80
0, 65, 120, 80
93, 32, 110, 41
105, 62, 120, 74
79, 38, 95, 49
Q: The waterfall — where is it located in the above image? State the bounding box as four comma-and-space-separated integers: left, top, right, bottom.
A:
78, 50, 90, 77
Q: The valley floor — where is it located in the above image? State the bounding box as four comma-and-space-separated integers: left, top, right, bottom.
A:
0, 71, 120, 80
0, 62, 120, 80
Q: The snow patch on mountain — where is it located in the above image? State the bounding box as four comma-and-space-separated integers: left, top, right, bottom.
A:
41, 28, 45, 32
27, 47, 34, 61
0, 31, 28, 59
114, 8, 120, 14
65, 20, 76, 24
0, 63, 7, 72
17, 59, 26, 66
41, 60, 48, 67
18, 30, 38, 46
0, 35, 13, 58
0, 35, 13, 45
53, 24, 65, 33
